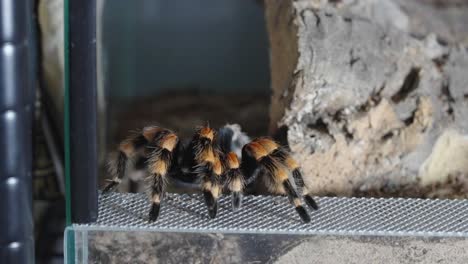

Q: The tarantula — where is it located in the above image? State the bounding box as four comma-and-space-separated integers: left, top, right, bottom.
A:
102, 124, 318, 223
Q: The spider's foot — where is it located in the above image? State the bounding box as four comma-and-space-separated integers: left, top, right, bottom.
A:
102, 181, 119, 193
203, 191, 218, 218
231, 192, 242, 211
305, 195, 319, 210
207, 202, 218, 219
148, 203, 161, 222
295, 206, 311, 223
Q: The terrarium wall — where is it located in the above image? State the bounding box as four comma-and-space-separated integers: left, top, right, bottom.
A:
265, 0, 468, 198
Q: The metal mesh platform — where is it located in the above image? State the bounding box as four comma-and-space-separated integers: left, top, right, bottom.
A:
74, 192, 468, 237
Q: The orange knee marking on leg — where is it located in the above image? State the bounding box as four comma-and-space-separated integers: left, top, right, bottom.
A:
293, 198, 302, 207
213, 158, 223, 176
142, 126, 162, 141
245, 142, 268, 160
211, 185, 221, 199
198, 147, 215, 164
152, 194, 161, 204
273, 167, 289, 182
285, 157, 299, 170
119, 141, 135, 156
160, 133, 178, 151
202, 181, 212, 191
255, 137, 279, 154
229, 178, 243, 192
150, 160, 168, 176
227, 152, 239, 169
199, 127, 214, 141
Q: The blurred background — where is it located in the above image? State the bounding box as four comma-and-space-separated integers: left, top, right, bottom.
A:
103, 0, 271, 140
100, 0, 271, 191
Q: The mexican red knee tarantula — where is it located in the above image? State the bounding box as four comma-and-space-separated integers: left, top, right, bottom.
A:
102, 124, 318, 223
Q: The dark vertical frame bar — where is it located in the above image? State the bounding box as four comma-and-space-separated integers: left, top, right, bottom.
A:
67, 0, 98, 223
0, 0, 35, 262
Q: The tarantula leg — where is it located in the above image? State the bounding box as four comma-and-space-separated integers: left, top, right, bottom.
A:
264, 141, 319, 211
199, 161, 221, 218
279, 151, 319, 211
202, 182, 220, 219
241, 144, 264, 186
103, 133, 148, 193
198, 161, 222, 219
103, 151, 127, 192
148, 174, 165, 222
244, 140, 312, 223
189, 125, 224, 219
232, 191, 242, 210
262, 162, 312, 223
223, 152, 245, 210
146, 131, 178, 222
264, 156, 311, 223
147, 151, 174, 222
292, 169, 319, 210
228, 177, 243, 211
282, 178, 311, 223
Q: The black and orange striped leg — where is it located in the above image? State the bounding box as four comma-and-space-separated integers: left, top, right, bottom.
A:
202, 180, 220, 219
194, 154, 223, 219
292, 170, 319, 211
282, 179, 311, 223
244, 167, 262, 186
148, 174, 165, 222
270, 147, 319, 211
232, 192, 242, 210
223, 152, 244, 210
146, 144, 176, 222
103, 150, 127, 193
103, 133, 148, 193
241, 147, 263, 186
227, 176, 244, 210
225, 170, 245, 210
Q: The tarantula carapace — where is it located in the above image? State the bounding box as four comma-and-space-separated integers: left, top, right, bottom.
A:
102, 124, 318, 223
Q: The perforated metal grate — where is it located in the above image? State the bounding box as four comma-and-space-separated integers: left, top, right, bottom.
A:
74, 192, 468, 237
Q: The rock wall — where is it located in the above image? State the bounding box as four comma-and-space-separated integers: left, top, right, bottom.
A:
265, 0, 468, 196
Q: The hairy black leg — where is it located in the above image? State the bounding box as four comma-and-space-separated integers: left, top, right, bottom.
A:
244, 167, 262, 186
148, 175, 165, 222
103, 151, 127, 193
291, 170, 318, 210
195, 161, 221, 219
282, 179, 311, 223
149, 203, 160, 222
241, 150, 264, 187
291, 169, 305, 191
224, 168, 245, 210
202, 175, 220, 219
231, 192, 242, 210
304, 195, 319, 210
103, 133, 148, 193
271, 147, 319, 211
146, 145, 176, 222
203, 189, 218, 219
